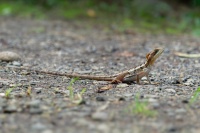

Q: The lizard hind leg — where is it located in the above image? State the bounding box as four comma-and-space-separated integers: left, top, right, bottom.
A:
136, 75, 140, 84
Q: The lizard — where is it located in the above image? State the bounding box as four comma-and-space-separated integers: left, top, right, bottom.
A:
3, 48, 163, 84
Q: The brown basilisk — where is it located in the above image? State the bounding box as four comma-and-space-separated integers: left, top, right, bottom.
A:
3, 48, 163, 85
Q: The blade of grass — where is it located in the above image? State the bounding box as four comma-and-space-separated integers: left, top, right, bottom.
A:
189, 86, 200, 104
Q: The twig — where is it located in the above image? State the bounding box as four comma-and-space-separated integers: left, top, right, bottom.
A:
174, 52, 200, 58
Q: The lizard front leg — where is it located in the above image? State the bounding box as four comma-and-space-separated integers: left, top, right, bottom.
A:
136, 75, 140, 84
111, 71, 129, 84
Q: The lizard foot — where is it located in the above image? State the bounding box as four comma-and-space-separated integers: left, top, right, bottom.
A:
111, 79, 122, 84
97, 84, 114, 93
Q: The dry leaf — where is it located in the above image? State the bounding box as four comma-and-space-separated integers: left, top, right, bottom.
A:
118, 51, 135, 57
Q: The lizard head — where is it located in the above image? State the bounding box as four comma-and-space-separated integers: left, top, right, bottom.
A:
146, 48, 164, 66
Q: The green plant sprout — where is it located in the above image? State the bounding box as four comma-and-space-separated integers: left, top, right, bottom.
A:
189, 86, 200, 104
67, 78, 86, 104
126, 94, 157, 117
5, 88, 13, 98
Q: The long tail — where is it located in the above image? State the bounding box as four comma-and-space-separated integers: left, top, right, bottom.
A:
5, 66, 115, 81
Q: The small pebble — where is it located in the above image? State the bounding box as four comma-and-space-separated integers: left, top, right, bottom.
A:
148, 98, 158, 103
183, 78, 195, 86
0, 51, 21, 61
175, 115, 183, 121
96, 123, 110, 132
175, 108, 186, 113
72, 118, 91, 127
91, 112, 109, 121
29, 108, 43, 114
28, 100, 41, 108
167, 126, 178, 132
96, 96, 106, 102
151, 102, 160, 109
0, 93, 5, 97
4, 105, 17, 113
0, 79, 11, 85
11, 61, 22, 66
42, 130, 53, 133
31, 122, 46, 131
165, 88, 176, 93
170, 77, 180, 84
123, 93, 133, 97
34, 87, 43, 93
116, 83, 128, 88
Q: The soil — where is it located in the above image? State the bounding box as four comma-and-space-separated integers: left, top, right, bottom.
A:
0, 18, 200, 133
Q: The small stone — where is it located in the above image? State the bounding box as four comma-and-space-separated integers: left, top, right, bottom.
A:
91, 112, 109, 121
0, 51, 21, 61
167, 126, 177, 132
116, 83, 128, 88
96, 96, 106, 102
123, 93, 133, 97
168, 112, 175, 116
54, 89, 70, 95
175, 108, 186, 114
148, 98, 159, 108
148, 98, 158, 103
28, 100, 41, 108
153, 87, 162, 92
0, 93, 5, 97
42, 129, 53, 133
183, 78, 195, 86
104, 45, 118, 53
34, 87, 43, 93
89, 58, 97, 63
4, 105, 17, 113
151, 102, 160, 109
31, 122, 46, 131
62, 90, 70, 95
29, 108, 43, 114
86, 45, 97, 53
144, 94, 158, 99
170, 77, 180, 84
165, 88, 176, 93
175, 115, 183, 121
11, 61, 22, 66
72, 118, 91, 127
96, 123, 110, 132
182, 76, 191, 82
30, 81, 40, 85
77, 70, 92, 74
0, 78, 11, 85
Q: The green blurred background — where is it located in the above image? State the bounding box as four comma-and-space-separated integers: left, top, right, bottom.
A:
1, 0, 200, 36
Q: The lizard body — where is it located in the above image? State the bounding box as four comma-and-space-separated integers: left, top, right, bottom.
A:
4, 48, 163, 83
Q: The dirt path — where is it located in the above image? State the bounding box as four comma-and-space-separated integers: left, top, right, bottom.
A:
0, 18, 200, 133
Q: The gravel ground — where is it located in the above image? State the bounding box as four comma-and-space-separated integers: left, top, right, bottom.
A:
0, 18, 200, 133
